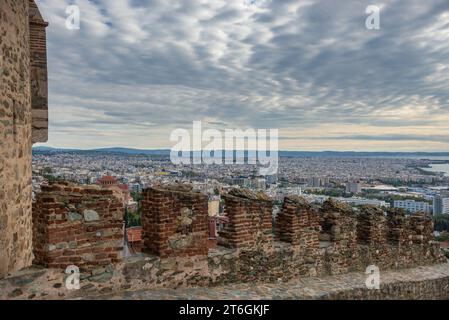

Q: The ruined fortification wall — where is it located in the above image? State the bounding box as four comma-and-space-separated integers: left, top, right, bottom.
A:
2, 252, 449, 300
32, 183, 124, 270
29, 185, 445, 284
218, 189, 273, 248
0, 0, 33, 278
141, 185, 209, 258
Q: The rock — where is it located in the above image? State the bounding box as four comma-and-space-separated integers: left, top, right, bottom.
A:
81, 283, 96, 291
105, 265, 115, 273
168, 234, 194, 249
228, 188, 271, 201
81, 253, 95, 262
100, 287, 113, 294
92, 267, 106, 276
8, 288, 23, 298
162, 183, 194, 192
89, 272, 113, 283
83, 210, 100, 222
56, 242, 68, 250
331, 225, 341, 235
319, 234, 331, 241
68, 212, 82, 221
178, 208, 193, 227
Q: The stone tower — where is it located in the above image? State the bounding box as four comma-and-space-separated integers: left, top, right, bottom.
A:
0, 0, 48, 278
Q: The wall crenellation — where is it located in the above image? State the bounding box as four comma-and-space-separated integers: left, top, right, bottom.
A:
275, 195, 320, 256
23, 182, 447, 289
317, 199, 358, 274
141, 184, 209, 258
32, 182, 124, 270
387, 208, 409, 245
218, 188, 273, 248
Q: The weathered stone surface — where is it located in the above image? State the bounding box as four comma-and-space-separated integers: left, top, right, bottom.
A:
68, 212, 82, 221
0, 0, 48, 279
32, 182, 124, 270
83, 210, 100, 222
29, 0, 49, 143
0, 256, 448, 300
218, 188, 273, 249
141, 185, 209, 258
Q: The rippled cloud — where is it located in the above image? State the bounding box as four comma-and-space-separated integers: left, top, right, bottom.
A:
35, 0, 449, 151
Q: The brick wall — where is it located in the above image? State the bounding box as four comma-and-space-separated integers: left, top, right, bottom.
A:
0, 0, 48, 279
32, 183, 124, 270
275, 196, 320, 253
319, 199, 358, 274
408, 212, 434, 244
357, 206, 390, 267
218, 188, 273, 248
387, 208, 409, 244
141, 184, 209, 257
26, 183, 446, 286
29, 0, 48, 143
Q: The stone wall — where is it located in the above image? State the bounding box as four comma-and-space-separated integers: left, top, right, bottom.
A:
218, 189, 273, 248
319, 199, 359, 274
32, 183, 124, 270
141, 185, 209, 258
0, 0, 33, 278
29, 184, 445, 284
356, 206, 389, 267
0, 252, 447, 300
275, 196, 320, 250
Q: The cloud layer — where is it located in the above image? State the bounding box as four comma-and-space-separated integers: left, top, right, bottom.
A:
35, 0, 449, 151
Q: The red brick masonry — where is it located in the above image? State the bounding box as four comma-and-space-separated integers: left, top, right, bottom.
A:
218, 188, 273, 248
32, 184, 444, 275
32, 183, 124, 270
141, 185, 209, 257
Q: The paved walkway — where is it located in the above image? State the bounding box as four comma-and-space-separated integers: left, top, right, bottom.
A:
90, 263, 449, 300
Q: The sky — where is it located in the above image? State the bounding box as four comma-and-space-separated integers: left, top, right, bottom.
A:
35, 0, 449, 151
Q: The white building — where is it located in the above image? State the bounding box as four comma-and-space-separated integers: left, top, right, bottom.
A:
394, 200, 431, 214
346, 182, 362, 194
433, 195, 449, 215
444, 198, 449, 215
304, 195, 389, 208
252, 178, 267, 190
340, 197, 389, 208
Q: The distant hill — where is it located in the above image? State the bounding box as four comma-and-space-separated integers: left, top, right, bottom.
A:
32, 146, 170, 156
91, 147, 170, 155
33, 146, 80, 152
32, 146, 449, 159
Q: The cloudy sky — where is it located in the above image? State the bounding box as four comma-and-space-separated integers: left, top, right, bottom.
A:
35, 0, 449, 151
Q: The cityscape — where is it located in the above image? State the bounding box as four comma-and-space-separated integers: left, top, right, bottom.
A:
32, 147, 449, 256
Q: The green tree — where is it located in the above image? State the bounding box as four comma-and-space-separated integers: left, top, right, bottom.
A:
433, 214, 449, 232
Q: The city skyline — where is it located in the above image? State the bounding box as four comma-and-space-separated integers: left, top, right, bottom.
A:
35, 0, 449, 151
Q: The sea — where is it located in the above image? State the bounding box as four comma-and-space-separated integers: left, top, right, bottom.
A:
421, 163, 449, 177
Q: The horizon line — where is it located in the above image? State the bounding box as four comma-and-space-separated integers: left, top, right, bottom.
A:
32, 146, 449, 154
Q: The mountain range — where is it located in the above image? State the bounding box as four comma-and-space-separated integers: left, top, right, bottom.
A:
32, 146, 449, 158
